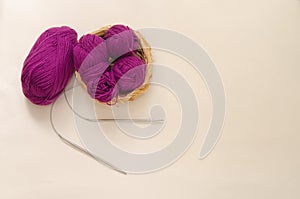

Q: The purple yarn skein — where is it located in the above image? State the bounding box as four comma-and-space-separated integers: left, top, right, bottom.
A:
104, 24, 139, 59
21, 26, 77, 105
112, 54, 146, 95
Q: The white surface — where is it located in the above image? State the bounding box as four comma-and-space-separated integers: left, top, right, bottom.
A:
1, 0, 300, 198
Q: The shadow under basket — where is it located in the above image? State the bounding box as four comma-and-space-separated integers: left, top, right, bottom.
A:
75, 25, 153, 105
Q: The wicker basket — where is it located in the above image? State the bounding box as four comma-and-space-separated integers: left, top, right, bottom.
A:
75, 25, 152, 104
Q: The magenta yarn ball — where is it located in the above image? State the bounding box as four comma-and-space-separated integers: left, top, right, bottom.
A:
104, 25, 139, 59
21, 26, 78, 105
73, 34, 115, 103
86, 69, 117, 103
73, 34, 109, 71
112, 54, 146, 95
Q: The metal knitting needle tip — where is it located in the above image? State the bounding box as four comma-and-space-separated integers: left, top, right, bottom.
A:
98, 118, 164, 123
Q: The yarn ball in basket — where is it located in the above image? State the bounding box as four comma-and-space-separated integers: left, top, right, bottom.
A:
86, 68, 117, 103
73, 34, 108, 71
21, 26, 77, 105
104, 24, 140, 59
112, 54, 146, 95
73, 34, 114, 102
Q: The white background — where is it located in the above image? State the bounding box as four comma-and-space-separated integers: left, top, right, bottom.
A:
0, 0, 300, 198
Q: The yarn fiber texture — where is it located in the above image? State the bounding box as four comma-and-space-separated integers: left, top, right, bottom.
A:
104, 24, 139, 59
112, 54, 146, 95
86, 69, 117, 103
73, 34, 108, 71
21, 26, 78, 105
